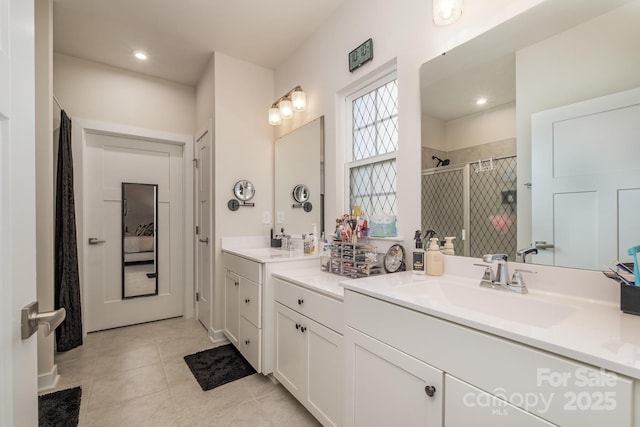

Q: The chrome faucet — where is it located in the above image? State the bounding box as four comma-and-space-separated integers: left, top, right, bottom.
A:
517, 246, 538, 263
474, 253, 536, 294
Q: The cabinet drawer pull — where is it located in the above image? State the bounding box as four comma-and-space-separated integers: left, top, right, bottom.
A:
245, 298, 250, 303
298, 298, 304, 305
235, 282, 239, 287
424, 385, 436, 397
245, 339, 250, 345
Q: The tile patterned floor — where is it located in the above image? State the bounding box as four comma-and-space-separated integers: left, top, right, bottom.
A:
43, 317, 321, 427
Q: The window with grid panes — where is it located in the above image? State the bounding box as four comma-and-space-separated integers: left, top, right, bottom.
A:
347, 74, 398, 220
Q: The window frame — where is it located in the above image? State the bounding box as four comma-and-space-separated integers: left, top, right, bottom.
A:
344, 70, 398, 218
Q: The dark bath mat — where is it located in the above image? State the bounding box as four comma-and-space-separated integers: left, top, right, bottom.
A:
184, 344, 256, 391
39, 386, 82, 427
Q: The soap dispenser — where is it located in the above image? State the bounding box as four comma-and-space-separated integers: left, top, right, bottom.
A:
412, 230, 426, 275
443, 237, 456, 255
426, 237, 444, 276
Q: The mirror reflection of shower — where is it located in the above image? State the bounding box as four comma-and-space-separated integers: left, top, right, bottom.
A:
432, 155, 450, 167
122, 182, 158, 299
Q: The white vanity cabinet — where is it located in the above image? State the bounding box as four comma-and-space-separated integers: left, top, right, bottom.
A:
344, 289, 635, 427
344, 326, 443, 427
273, 276, 343, 427
223, 252, 263, 372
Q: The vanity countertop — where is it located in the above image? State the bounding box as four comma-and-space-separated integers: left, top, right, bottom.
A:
341, 271, 640, 380
273, 267, 345, 301
222, 246, 320, 264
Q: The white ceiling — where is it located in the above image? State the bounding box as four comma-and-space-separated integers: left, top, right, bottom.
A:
52, 0, 348, 87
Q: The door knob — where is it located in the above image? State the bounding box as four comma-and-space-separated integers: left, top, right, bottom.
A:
21, 302, 66, 339
535, 241, 555, 250
199, 237, 209, 244
88, 237, 106, 245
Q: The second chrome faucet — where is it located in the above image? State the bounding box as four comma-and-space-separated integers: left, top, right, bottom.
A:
474, 253, 535, 294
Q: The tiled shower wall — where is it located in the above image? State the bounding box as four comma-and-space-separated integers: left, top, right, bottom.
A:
421, 146, 517, 260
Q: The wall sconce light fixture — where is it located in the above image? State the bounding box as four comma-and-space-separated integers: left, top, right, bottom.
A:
269, 86, 306, 125
433, 0, 462, 26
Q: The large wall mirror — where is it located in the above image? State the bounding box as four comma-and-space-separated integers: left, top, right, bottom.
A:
122, 182, 158, 298
275, 116, 324, 236
420, 0, 640, 270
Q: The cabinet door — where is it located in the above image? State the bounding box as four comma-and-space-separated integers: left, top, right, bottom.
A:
445, 375, 554, 427
239, 316, 261, 372
224, 270, 240, 346
275, 303, 305, 399
306, 317, 343, 427
344, 327, 443, 427
239, 277, 261, 327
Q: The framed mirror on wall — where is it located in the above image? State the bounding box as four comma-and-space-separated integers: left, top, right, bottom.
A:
122, 182, 158, 298
275, 116, 325, 236
420, 0, 640, 270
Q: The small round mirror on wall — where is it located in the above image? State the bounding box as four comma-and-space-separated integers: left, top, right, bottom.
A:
233, 180, 255, 201
292, 184, 310, 203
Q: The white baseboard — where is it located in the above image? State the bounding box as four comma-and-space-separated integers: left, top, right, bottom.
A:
209, 327, 227, 343
38, 364, 60, 393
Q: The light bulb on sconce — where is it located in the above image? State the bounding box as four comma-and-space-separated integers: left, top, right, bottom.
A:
269, 86, 307, 125
433, 0, 462, 26
278, 97, 294, 119
269, 105, 282, 125
291, 86, 307, 112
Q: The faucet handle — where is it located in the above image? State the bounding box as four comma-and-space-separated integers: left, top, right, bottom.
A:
473, 263, 493, 282
511, 269, 537, 286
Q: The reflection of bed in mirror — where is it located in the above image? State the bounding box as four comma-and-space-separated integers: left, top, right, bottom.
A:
123, 230, 154, 264
122, 182, 158, 299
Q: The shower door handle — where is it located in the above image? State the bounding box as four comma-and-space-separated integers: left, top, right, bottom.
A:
88, 237, 106, 245
535, 241, 555, 250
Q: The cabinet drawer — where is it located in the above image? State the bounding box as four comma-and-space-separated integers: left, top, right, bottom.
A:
240, 277, 261, 328
223, 252, 262, 284
345, 290, 634, 427
445, 375, 554, 426
240, 316, 261, 372
274, 277, 343, 334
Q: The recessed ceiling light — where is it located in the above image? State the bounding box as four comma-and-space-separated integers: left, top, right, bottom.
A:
476, 97, 487, 105
133, 51, 148, 61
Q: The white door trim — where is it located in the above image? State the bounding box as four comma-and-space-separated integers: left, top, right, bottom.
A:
72, 119, 195, 330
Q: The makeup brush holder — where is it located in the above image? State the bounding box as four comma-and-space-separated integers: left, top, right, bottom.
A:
620, 283, 640, 316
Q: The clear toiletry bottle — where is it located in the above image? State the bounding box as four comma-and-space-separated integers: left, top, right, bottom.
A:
412, 230, 426, 275
443, 236, 456, 255
426, 237, 444, 276
311, 224, 318, 255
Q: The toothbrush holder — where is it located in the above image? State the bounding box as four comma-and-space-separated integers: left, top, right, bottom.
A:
620, 283, 640, 316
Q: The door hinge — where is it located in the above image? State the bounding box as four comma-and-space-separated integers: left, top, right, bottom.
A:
196, 292, 200, 302
195, 225, 200, 235
192, 158, 199, 168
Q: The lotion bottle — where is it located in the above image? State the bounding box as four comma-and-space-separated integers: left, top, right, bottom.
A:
426, 237, 444, 276
442, 236, 456, 255
412, 230, 426, 275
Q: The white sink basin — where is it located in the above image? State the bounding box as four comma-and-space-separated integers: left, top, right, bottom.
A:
390, 279, 575, 328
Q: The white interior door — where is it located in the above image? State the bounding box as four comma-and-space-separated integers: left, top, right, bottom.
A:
196, 129, 211, 331
532, 87, 640, 269
84, 132, 184, 331
0, 0, 38, 425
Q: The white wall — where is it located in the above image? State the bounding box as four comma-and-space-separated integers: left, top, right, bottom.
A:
195, 55, 215, 134
210, 52, 274, 333
273, 0, 543, 250
516, 0, 640, 248
53, 53, 196, 135
445, 102, 515, 151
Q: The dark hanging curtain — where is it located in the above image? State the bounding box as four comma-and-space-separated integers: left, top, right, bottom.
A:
55, 110, 83, 351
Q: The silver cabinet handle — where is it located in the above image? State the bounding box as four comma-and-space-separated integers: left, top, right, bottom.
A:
21, 302, 66, 339
199, 237, 209, 244
88, 237, 106, 245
